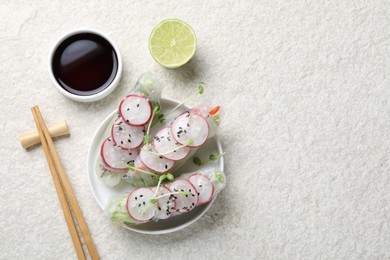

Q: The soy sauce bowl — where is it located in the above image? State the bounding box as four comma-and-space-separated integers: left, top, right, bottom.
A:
48, 28, 122, 102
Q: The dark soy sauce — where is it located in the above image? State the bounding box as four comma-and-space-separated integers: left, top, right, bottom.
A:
52, 33, 118, 96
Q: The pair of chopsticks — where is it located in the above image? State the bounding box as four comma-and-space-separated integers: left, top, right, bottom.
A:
31, 106, 99, 260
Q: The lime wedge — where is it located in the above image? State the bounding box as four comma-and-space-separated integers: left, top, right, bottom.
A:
149, 19, 197, 69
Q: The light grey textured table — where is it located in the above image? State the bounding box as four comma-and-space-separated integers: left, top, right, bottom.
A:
1, 1, 390, 259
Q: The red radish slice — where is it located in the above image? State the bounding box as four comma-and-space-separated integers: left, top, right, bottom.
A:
151, 186, 176, 219
119, 94, 152, 126
153, 127, 190, 161
140, 144, 175, 173
126, 188, 156, 222
111, 117, 145, 150
169, 180, 198, 213
100, 137, 139, 171
188, 174, 215, 205
171, 111, 209, 148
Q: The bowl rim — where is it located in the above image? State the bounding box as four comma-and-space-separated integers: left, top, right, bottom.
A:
48, 28, 123, 102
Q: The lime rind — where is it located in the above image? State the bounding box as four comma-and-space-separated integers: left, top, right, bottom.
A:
149, 19, 197, 69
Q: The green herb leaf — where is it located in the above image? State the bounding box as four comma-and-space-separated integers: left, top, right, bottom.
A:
216, 172, 225, 183
198, 85, 204, 94
213, 115, 221, 126
157, 114, 165, 123
143, 135, 151, 144
209, 154, 218, 161
149, 198, 158, 205
193, 157, 202, 166
166, 173, 174, 181
152, 102, 161, 113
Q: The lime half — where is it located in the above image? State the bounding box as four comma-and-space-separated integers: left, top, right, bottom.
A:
149, 19, 197, 69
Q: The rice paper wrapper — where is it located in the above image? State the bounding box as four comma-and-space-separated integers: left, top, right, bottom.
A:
131, 72, 162, 104
104, 168, 226, 227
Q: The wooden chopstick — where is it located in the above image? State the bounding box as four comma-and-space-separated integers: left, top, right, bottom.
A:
32, 106, 99, 260
31, 107, 86, 259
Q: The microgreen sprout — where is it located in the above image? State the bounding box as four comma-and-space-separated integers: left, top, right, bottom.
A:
141, 200, 157, 216
193, 152, 226, 166
155, 82, 205, 125
153, 173, 174, 197
216, 172, 225, 184
169, 83, 204, 113
143, 139, 193, 156
155, 191, 192, 200
127, 162, 158, 177
144, 102, 161, 148
157, 114, 165, 123
193, 157, 202, 166
213, 115, 221, 126
142, 186, 190, 216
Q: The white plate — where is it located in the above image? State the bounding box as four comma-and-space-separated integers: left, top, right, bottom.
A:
87, 98, 224, 234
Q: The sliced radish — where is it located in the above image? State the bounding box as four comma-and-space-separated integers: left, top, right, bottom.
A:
126, 188, 156, 222
140, 144, 175, 173
119, 94, 152, 126
188, 174, 215, 205
153, 126, 190, 161
111, 117, 145, 150
100, 137, 139, 171
169, 180, 198, 213
151, 186, 176, 219
171, 111, 209, 148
